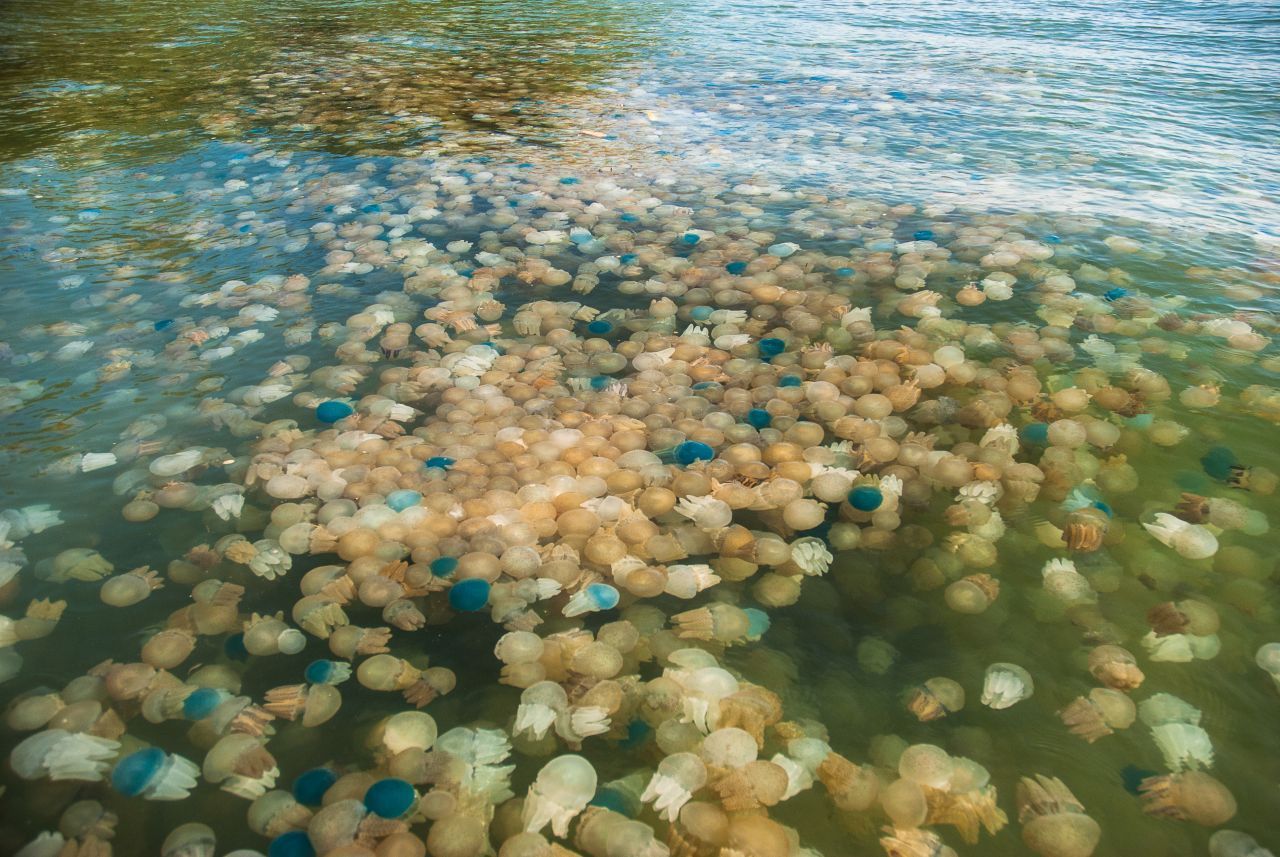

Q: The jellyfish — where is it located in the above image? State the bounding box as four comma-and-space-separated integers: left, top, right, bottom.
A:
111, 748, 201, 800
262, 683, 342, 727
1143, 513, 1219, 560
202, 733, 279, 798
1209, 831, 1275, 857
1057, 689, 1136, 743
100, 566, 164, 607
521, 755, 597, 837
1087, 645, 1144, 691
11, 729, 121, 782
160, 823, 215, 857
641, 752, 707, 821
514, 682, 569, 741
1255, 642, 1280, 691
981, 663, 1034, 710
563, 582, 620, 618
1017, 775, 1101, 857
907, 677, 966, 722
1139, 771, 1236, 826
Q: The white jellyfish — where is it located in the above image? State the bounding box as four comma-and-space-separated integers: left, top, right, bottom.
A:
521, 755, 597, 837
514, 682, 568, 741
11, 730, 120, 782
1143, 513, 1219, 560
981, 663, 1034, 710
641, 752, 707, 821
789, 538, 833, 576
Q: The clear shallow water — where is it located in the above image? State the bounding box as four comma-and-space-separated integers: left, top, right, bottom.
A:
0, 1, 1278, 856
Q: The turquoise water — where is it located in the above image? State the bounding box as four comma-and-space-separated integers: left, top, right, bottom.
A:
0, 1, 1278, 855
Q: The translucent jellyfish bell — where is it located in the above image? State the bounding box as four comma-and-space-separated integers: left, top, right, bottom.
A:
641, 752, 708, 821
700, 728, 758, 769
1254, 642, 1280, 687
161, 823, 215, 857
1209, 830, 1275, 857
514, 682, 569, 741
563, 582, 620, 618
1143, 513, 1218, 560
12, 729, 120, 782
376, 711, 438, 758
1139, 771, 1236, 827
1017, 775, 1101, 857
898, 744, 955, 790
521, 755, 597, 837
907, 677, 966, 722
981, 663, 1034, 710
111, 748, 201, 800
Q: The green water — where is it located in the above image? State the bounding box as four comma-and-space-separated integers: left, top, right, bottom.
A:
0, 1, 1278, 855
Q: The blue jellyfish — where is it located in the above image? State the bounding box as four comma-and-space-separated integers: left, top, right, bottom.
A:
673, 441, 714, 466
848, 485, 884, 512
586, 319, 614, 336
1201, 446, 1237, 481
315, 401, 354, 424
778, 375, 803, 387
448, 578, 490, 612
744, 607, 771, 641
681, 233, 701, 245
269, 830, 316, 857
181, 688, 226, 721
758, 338, 785, 360
620, 253, 638, 265
725, 261, 748, 275
690, 305, 714, 322
745, 408, 772, 429
304, 659, 351, 686
835, 267, 854, 277
912, 229, 934, 241
111, 748, 200, 800
292, 767, 338, 806
1021, 423, 1050, 446
564, 582, 620, 617
385, 489, 422, 512
1103, 287, 1129, 302
424, 456, 455, 471
430, 556, 458, 578
364, 778, 416, 818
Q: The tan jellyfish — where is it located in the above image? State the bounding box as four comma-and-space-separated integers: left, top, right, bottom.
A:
1087, 645, 1144, 691
1057, 688, 1137, 742
1017, 775, 1101, 857
1139, 771, 1236, 827
907, 677, 966, 722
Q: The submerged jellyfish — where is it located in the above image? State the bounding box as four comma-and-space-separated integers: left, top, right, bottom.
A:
1017, 775, 1101, 857
641, 752, 708, 821
111, 748, 201, 800
906, 677, 966, 722
522, 755, 597, 837
563, 582, 620, 618
1143, 513, 1219, 560
11, 730, 120, 782
363, 778, 417, 819
1139, 771, 1236, 826
981, 663, 1034, 710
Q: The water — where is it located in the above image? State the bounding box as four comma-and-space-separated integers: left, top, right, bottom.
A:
0, 0, 1278, 855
